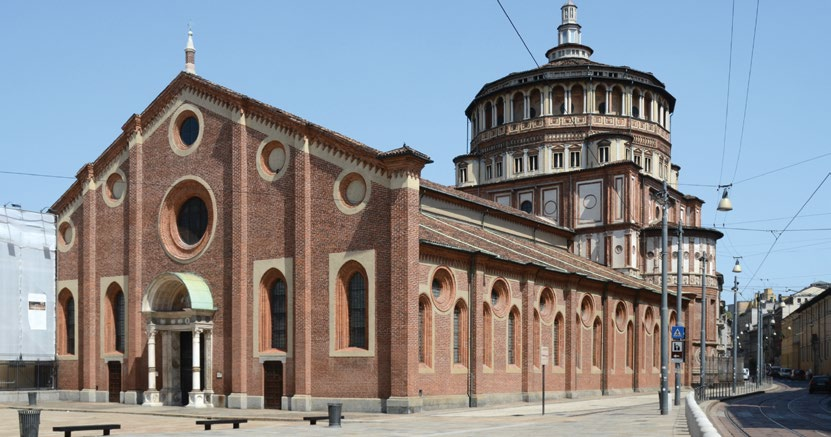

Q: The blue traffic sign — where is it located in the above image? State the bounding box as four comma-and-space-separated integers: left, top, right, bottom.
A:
671, 326, 686, 340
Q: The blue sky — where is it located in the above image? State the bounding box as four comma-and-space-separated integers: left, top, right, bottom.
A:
1, 1, 829, 302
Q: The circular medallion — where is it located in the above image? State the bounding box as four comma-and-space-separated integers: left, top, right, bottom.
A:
544, 200, 558, 216
583, 194, 597, 209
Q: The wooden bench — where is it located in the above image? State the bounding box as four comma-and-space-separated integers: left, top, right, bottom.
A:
195, 418, 248, 430
302, 415, 344, 425
53, 424, 121, 436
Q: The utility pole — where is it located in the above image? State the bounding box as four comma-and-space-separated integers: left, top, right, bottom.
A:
655, 180, 670, 415
700, 254, 707, 393
674, 220, 682, 406
731, 277, 739, 393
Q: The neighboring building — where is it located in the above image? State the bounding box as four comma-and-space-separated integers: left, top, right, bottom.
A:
0, 205, 56, 391
781, 283, 831, 373
53, 3, 711, 412
455, 1, 722, 376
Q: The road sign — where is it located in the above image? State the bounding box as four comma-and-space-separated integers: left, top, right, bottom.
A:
671, 341, 684, 363
541, 346, 549, 365
671, 326, 686, 340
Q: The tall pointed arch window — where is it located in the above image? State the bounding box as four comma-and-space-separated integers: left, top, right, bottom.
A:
508, 307, 521, 366
104, 283, 126, 354
57, 288, 76, 356
626, 322, 634, 369
483, 304, 493, 368
553, 314, 563, 366
335, 261, 369, 351
593, 317, 602, 368
533, 310, 541, 367
453, 300, 468, 366
348, 273, 367, 348
259, 269, 289, 352
418, 295, 432, 365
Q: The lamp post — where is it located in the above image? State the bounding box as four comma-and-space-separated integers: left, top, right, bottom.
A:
674, 220, 683, 407
730, 257, 741, 393
653, 181, 671, 415
757, 293, 763, 388
699, 254, 707, 393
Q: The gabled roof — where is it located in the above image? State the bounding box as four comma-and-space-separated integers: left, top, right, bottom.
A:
53, 72, 431, 213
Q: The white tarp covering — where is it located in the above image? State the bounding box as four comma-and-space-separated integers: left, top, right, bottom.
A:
0, 207, 56, 360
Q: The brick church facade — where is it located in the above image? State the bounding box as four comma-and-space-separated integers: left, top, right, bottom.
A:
53, 3, 720, 412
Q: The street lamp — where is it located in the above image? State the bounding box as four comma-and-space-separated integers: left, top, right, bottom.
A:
717, 184, 733, 212
699, 254, 707, 393
652, 180, 671, 415
730, 257, 742, 393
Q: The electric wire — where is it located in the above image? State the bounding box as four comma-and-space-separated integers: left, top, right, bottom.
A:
739, 172, 831, 296
496, 0, 540, 68
729, 0, 761, 185
679, 150, 831, 189
717, 0, 737, 187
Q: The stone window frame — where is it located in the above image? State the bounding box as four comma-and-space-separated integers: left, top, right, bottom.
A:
489, 278, 511, 319
418, 294, 434, 372
507, 306, 521, 370
56, 281, 78, 360
101, 168, 127, 208
256, 137, 292, 182
430, 266, 456, 312
57, 218, 76, 253
100, 276, 128, 361
451, 299, 469, 372
483, 303, 494, 371
253, 258, 294, 361
592, 317, 602, 369
158, 175, 218, 264
167, 103, 205, 157
259, 269, 288, 353
333, 169, 372, 216
329, 250, 376, 357
538, 287, 556, 324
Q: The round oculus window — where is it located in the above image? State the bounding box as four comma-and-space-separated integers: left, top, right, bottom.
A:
259, 141, 287, 175
544, 200, 558, 216
105, 173, 126, 201
539, 288, 555, 322
179, 116, 199, 146
159, 178, 216, 263
340, 173, 367, 207
176, 197, 208, 245
59, 222, 73, 246
430, 268, 455, 311
583, 194, 597, 209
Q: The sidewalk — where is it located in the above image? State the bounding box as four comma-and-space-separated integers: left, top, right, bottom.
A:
1, 391, 691, 436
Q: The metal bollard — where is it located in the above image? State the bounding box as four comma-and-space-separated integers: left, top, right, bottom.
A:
18, 409, 40, 437
27, 392, 37, 406
327, 403, 342, 428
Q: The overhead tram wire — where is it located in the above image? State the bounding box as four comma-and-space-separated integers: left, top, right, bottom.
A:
496, 0, 540, 68
717, 0, 737, 188
739, 172, 831, 297
729, 0, 762, 186
679, 150, 831, 189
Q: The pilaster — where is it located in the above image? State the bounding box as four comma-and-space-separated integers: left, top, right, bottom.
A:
79, 164, 98, 392
292, 134, 313, 405
230, 105, 250, 397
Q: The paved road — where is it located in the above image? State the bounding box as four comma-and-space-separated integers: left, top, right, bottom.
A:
2, 391, 691, 436
709, 380, 831, 437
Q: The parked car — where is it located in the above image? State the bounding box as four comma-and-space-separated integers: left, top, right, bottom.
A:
768, 365, 781, 377
779, 368, 793, 379
809, 375, 830, 394
792, 369, 806, 380
743, 368, 750, 381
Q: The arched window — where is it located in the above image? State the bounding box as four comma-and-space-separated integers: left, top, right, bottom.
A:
418, 295, 432, 365
57, 288, 75, 356
595, 85, 607, 114
270, 278, 287, 350
653, 325, 660, 368
496, 97, 505, 125
553, 314, 563, 366
512, 92, 524, 122
593, 317, 602, 367
529, 88, 542, 118
348, 273, 367, 348
571, 85, 585, 114
553, 86, 565, 115
259, 269, 288, 352
575, 314, 582, 368
485, 101, 493, 129
336, 261, 369, 350
626, 322, 634, 369
520, 200, 533, 213
508, 307, 520, 366
104, 283, 125, 354
453, 300, 468, 365
483, 304, 493, 367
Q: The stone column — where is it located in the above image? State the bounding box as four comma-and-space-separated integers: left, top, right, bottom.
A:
188, 327, 207, 408
565, 90, 572, 115
143, 324, 161, 406
523, 94, 530, 120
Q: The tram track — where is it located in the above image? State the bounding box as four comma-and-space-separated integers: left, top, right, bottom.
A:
713, 385, 810, 437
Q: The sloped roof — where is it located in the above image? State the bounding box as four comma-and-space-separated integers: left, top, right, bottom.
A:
419, 211, 663, 295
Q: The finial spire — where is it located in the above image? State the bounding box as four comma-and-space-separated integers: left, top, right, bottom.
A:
185, 26, 196, 75
545, 1, 593, 62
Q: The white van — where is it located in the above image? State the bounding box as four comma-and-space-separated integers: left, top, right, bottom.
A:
742, 368, 750, 381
